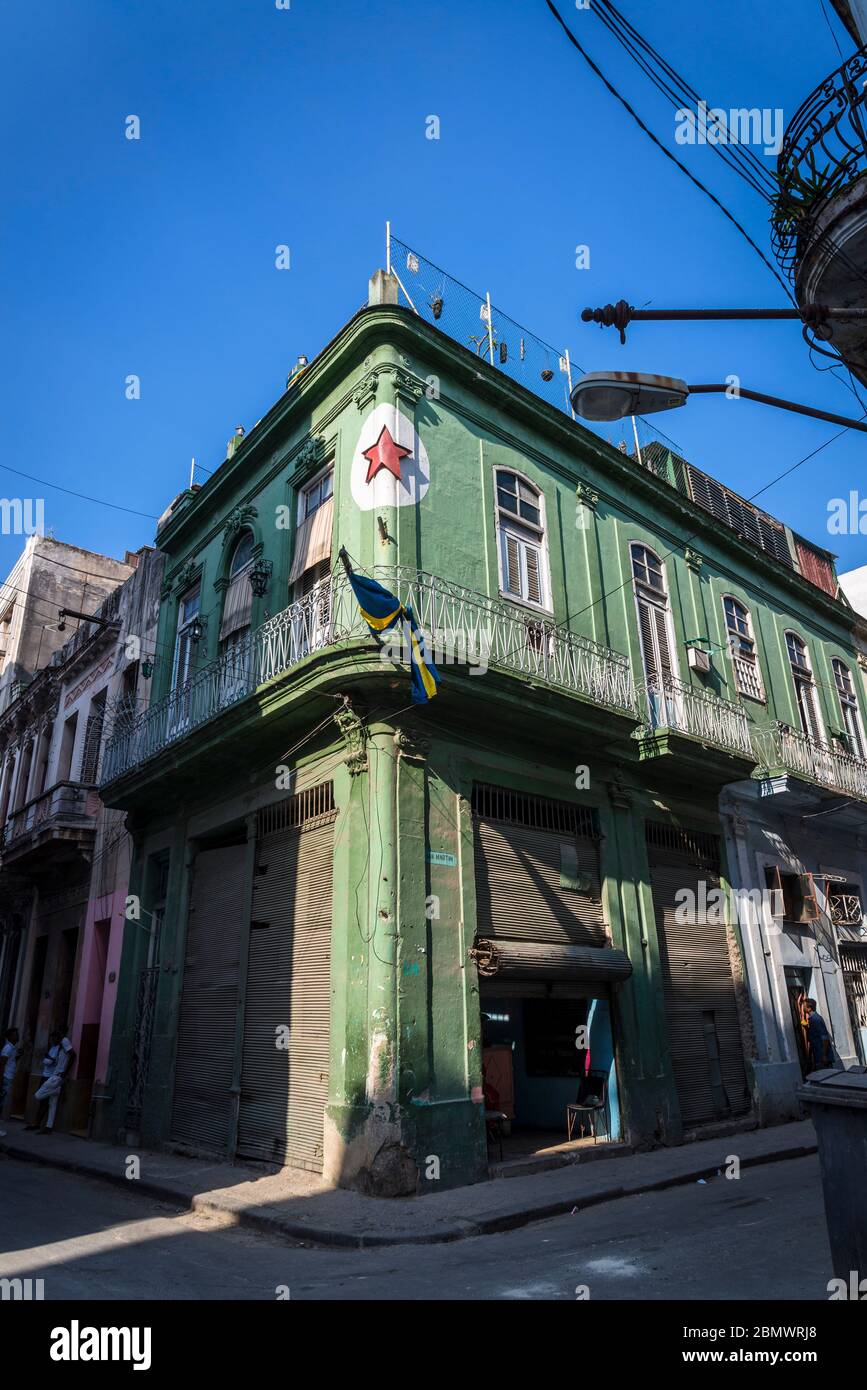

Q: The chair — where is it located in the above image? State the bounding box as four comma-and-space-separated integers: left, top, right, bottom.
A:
483, 1073, 508, 1162
566, 1071, 608, 1143
485, 1109, 508, 1161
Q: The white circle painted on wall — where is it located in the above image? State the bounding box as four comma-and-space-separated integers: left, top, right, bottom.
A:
350, 403, 430, 511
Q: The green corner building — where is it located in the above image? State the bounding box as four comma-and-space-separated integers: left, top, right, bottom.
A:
94, 266, 867, 1195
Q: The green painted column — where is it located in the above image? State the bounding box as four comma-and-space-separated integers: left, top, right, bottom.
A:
604, 788, 683, 1144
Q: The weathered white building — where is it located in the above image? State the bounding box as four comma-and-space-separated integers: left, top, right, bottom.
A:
0, 544, 164, 1130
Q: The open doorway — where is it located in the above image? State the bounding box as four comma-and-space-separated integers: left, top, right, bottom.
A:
480, 986, 620, 1166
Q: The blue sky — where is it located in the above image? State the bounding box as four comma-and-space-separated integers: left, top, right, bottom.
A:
1, 0, 864, 582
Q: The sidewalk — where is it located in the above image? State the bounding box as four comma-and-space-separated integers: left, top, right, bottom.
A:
0, 1117, 817, 1249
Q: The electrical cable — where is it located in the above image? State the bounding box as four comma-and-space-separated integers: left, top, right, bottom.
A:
544, 0, 795, 298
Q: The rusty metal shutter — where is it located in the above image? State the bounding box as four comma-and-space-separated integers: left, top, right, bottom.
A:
472, 937, 631, 982
237, 787, 335, 1171
170, 843, 247, 1155
646, 824, 749, 1127
473, 785, 605, 947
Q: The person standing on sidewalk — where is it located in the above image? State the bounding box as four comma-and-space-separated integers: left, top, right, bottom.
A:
30, 1029, 74, 1135
804, 998, 837, 1071
0, 1027, 20, 1136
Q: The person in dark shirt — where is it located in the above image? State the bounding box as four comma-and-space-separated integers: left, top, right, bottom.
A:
805, 998, 834, 1070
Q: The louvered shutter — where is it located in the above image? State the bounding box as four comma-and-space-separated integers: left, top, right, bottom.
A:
524, 540, 543, 605
474, 819, 606, 947
80, 710, 104, 784
797, 679, 823, 743
637, 598, 659, 682
653, 605, 674, 677
237, 806, 334, 1171
503, 533, 521, 596
171, 843, 247, 1155
646, 835, 749, 1129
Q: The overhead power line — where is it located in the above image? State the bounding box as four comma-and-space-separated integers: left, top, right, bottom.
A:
543, 1, 794, 298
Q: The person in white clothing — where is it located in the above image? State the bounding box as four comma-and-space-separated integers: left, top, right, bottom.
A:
0, 1027, 19, 1136
30, 1029, 75, 1135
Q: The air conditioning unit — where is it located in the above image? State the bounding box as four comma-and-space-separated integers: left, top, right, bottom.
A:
687, 645, 711, 674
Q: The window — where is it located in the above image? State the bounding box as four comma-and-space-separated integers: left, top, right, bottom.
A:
12, 739, 34, 811
786, 632, 824, 744
766, 866, 820, 925
631, 544, 666, 595
172, 584, 200, 692
36, 722, 52, 796
121, 661, 139, 722
289, 467, 334, 597
0, 756, 14, 826
826, 880, 863, 928
495, 470, 549, 610
57, 712, 78, 783
80, 690, 106, 784
219, 531, 254, 654
833, 658, 865, 759
723, 596, 765, 701
302, 468, 333, 519
631, 544, 678, 722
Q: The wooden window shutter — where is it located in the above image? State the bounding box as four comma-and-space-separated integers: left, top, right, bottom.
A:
797, 873, 820, 924
653, 604, 674, 678
798, 679, 823, 744
524, 540, 543, 606
504, 533, 521, 595
638, 598, 658, 681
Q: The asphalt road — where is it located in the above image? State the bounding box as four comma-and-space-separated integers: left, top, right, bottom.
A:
0, 1153, 832, 1301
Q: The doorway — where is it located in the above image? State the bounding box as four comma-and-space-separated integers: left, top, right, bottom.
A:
480, 986, 620, 1160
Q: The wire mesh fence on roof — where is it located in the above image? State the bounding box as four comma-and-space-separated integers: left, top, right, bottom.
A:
388, 233, 684, 463
390, 234, 576, 415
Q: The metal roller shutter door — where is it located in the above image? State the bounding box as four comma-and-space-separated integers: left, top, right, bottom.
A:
237, 813, 334, 1170
648, 849, 749, 1127
171, 843, 247, 1155
474, 819, 606, 946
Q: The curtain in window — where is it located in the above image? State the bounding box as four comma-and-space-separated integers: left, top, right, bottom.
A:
219, 569, 253, 640
288, 495, 333, 585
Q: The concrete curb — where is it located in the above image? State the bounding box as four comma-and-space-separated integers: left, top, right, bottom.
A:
0, 1133, 819, 1250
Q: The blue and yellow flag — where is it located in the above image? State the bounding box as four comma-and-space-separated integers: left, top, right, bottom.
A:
346, 570, 440, 703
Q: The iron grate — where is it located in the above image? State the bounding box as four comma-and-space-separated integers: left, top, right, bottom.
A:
258, 781, 336, 838
472, 782, 599, 839
645, 819, 720, 868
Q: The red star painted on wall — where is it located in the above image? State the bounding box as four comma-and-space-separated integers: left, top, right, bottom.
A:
363, 425, 412, 484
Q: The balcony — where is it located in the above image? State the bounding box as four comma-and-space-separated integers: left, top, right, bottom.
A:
636, 675, 755, 766
1, 781, 99, 869
772, 46, 867, 385
101, 567, 640, 785
752, 721, 867, 802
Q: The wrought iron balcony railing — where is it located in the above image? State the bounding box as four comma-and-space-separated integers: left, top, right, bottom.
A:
752, 721, 867, 801
638, 675, 754, 760
101, 567, 639, 784
2, 780, 99, 853
772, 46, 867, 280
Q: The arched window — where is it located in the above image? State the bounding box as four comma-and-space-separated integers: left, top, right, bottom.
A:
785, 631, 824, 744
230, 529, 254, 576
723, 596, 764, 701
220, 530, 255, 653
495, 470, 549, 609
631, 543, 666, 597
631, 543, 677, 694
833, 657, 865, 758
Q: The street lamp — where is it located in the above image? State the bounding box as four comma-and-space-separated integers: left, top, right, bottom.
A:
570, 371, 867, 434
